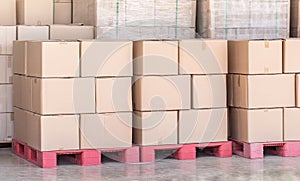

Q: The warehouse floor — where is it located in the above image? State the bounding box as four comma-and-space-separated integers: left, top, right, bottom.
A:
1, 148, 300, 180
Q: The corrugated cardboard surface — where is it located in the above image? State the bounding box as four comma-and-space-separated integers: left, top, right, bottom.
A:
283, 39, 300, 73
81, 40, 133, 77
179, 39, 228, 75
192, 74, 226, 109
228, 74, 295, 109
49, 25, 94, 40
13, 41, 27, 75
179, 108, 228, 144
0, 0, 16, 25
27, 41, 80, 78
133, 75, 191, 111
228, 40, 282, 74
284, 108, 300, 141
54, 3, 72, 24
0, 56, 13, 84
16, 0, 53, 25
133, 41, 179, 76
80, 113, 132, 149
0, 85, 13, 113
96, 77, 132, 113
230, 108, 283, 143
31, 78, 95, 115
133, 111, 177, 146
17, 26, 49, 41
0, 26, 16, 55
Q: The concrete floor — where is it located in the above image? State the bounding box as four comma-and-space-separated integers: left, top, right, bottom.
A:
1, 148, 300, 180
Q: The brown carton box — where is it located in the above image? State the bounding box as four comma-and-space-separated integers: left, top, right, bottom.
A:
192, 74, 226, 109
230, 108, 283, 143
17, 26, 49, 41
283, 39, 300, 73
13, 41, 27, 75
26, 112, 79, 151
0, 0, 16, 25
31, 78, 95, 115
296, 74, 300, 107
0, 85, 13, 113
228, 40, 282, 74
284, 108, 300, 141
81, 41, 133, 77
27, 41, 80, 78
179, 108, 228, 144
133, 41, 178, 75
133, 75, 191, 111
133, 111, 177, 146
179, 39, 228, 75
13, 75, 31, 111
0, 56, 13, 84
80, 112, 132, 149
54, 3, 72, 24
96, 77, 132, 113
228, 74, 295, 109
49, 25, 94, 40
16, 0, 53, 25
14, 107, 29, 143
0, 26, 16, 55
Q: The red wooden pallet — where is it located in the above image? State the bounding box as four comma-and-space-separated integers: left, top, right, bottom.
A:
140, 141, 232, 163
12, 139, 139, 168
232, 139, 300, 159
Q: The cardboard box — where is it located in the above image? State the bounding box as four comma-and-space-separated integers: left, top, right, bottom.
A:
133, 75, 191, 111
228, 40, 282, 74
228, 74, 295, 109
0, 0, 16, 25
179, 39, 228, 75
54, 3, 72, 24
14, 107, 28, 143
0, 85, 13, 113
179, 108, 228, 144
13, 75, 31, 111
0, 113, 13, 142
0, 56, 13, 84
81, 41, 133, 77
192, 75, 226, 109
96, 77, 132, 113
16, 0, 53, 25
49, 25, 94, 40
0, 26, 16, 55
284, 39, 300, 73
27, 112, 79, 151
32, 78, 95, 115
133, 41, 179, 75
17, 26, 49, 41
13, 41, 27, 75
80, 113, 132, 149
133, 111, 177, 146
230, 108, 283, 143
284, 108, 300, 141
27, 41, 80, 78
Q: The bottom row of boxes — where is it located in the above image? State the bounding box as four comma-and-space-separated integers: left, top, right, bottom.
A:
14, 107, 228, 152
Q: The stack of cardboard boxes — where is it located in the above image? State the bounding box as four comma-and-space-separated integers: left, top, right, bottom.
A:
178, 39, 228, 144
228, 40, 295, 143
132, 39, 228, 146
0, 0, 16, 143
13, 40, 133, 151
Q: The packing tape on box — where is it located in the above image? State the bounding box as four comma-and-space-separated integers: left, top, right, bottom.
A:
265, 41, 270, 48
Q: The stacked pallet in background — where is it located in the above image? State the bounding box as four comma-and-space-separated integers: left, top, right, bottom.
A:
228, 40, 297, 159
73, 0, 196, 39
291, 0, 300, 37
0, 0, 16, 143
197, 0, 290, 39
54, 0, 72, 24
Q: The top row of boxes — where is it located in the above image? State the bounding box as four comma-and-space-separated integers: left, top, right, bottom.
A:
13, 39, 300, 78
